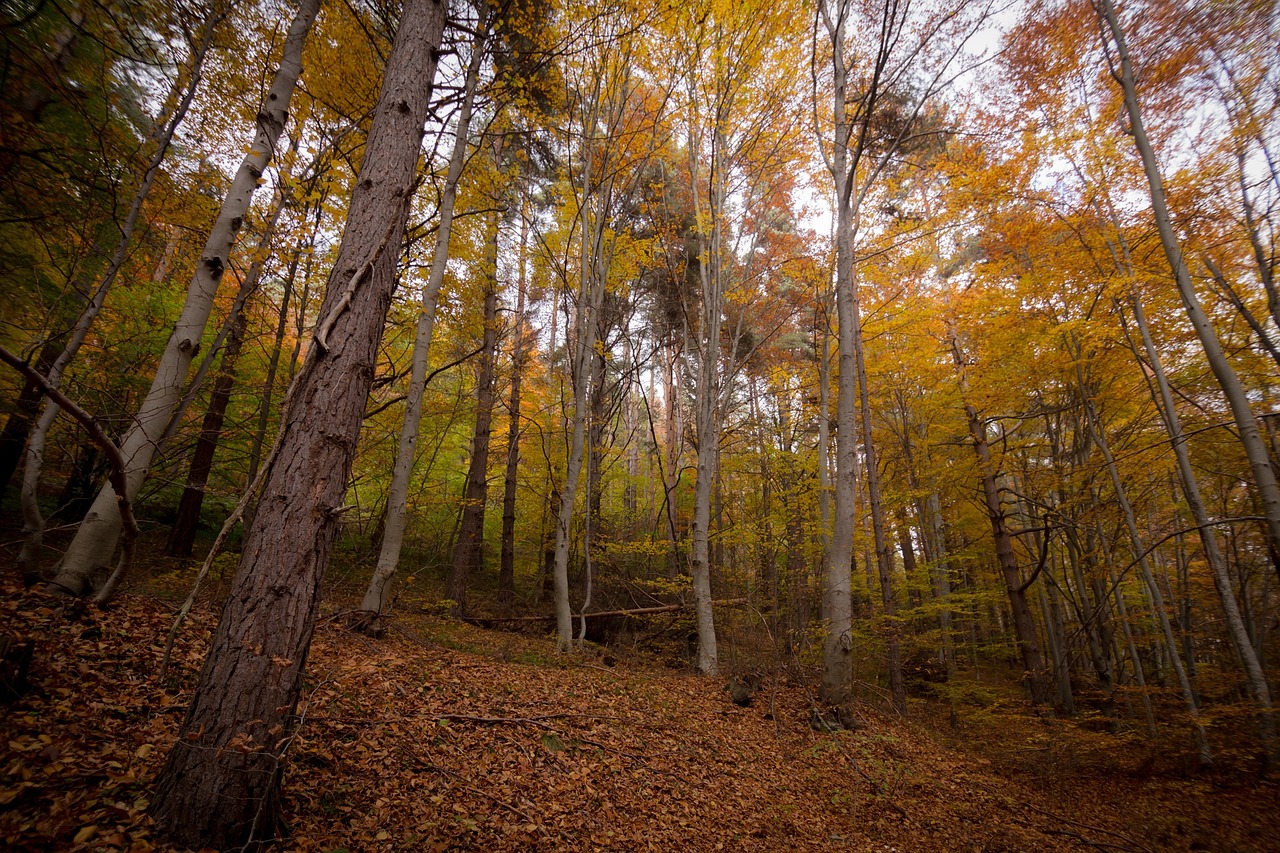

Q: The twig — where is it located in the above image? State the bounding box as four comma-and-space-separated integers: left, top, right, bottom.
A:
1018, 800, 1152, 853
1042, 828, 1140, 852
314, 177, 420, 353
0, 345, 139, 603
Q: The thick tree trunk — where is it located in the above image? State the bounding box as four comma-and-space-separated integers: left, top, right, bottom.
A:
48, 0, 319, 596
164, 310, 247, 558
445, 209, 501, 613
359, 24, 485, 620
147, 1, 447, 846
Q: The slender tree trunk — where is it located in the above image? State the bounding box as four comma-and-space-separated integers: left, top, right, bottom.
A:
359, 23, 485, 620
851, 288, 905, 714
148, 1, 447, 844
1099, 0, 1280, 580
248, 229, 306, 483
0, 339, 59, 501
1122, 292, 1274, 766
14, 8, 220, 575
687, 125, 723, 675
952, 357, 1052, 707
1080, 363, 1211, 763
662, 339, 682, 579
445, 208, 501, 613
48, 0, 320, 596
164, 309, 247, 558
499, 204, 530, 609
818, 0, 855, 706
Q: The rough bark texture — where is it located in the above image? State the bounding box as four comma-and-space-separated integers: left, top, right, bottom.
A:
147, 1, 447, 846
360, 19, 486, 620
48, 0, 319, 595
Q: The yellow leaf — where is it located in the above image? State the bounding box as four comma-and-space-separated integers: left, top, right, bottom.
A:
73, 825, 97, 844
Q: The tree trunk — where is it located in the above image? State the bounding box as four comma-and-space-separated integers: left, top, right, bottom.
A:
1099, 0, 1280, 582
687, 124, 724, 675
952, 363, 1052, 707
164, 308, 247, 558
359, 22, 485, 620
14, 8, 220, 575
851, 281, 905, 715
445, 208, 501, 613
48, 0, 320, 596
148, 1, 446, 846
0, 338, 59, 501
499, 203, 530, 609
817, 0, 856, 706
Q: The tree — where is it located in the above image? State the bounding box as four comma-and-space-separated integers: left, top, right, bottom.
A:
359, 6, 489, 623
47, 0, 321, 597
148, 0, 449, 844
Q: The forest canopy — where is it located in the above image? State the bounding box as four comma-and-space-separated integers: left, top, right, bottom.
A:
1, 0, 1278, 847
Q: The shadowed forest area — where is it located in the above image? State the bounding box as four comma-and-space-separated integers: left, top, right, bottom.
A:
1, 0, 1279, 848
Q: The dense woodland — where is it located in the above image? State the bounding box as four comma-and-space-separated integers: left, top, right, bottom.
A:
1, 0, 1279, 848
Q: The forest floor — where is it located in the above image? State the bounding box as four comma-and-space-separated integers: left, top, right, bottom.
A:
0, 568, 1277, 852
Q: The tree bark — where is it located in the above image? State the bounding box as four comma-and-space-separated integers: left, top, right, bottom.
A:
948, 328, 1052, 707
499, 201, 530, 609
14, 7, 221, 576
164, 309, 248, 558
1098, 0, 1280, 582
445, 207, 502, 613
818, 0, 854, 705
0, 338, 59, 501
148, 0, 447, 846
359, 21, 486, 620
1080, 366, 1211, 763
48, 0, 320, 596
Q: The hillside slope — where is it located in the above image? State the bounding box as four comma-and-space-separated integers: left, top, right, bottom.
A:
0, 584, 1275, 851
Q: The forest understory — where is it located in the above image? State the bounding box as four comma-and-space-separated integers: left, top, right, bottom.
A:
0, 536, 1275, 853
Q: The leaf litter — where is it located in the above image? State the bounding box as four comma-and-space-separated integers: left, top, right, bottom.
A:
0, 579, 1275, 851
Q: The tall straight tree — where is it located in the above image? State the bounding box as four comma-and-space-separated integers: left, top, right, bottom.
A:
815, 0, 987, 707
47, 0, 321, 597
1095, 0, 1280, 580
446, 198, 503, 612
359, 12, 488, 623
148, 0, 449, 845
547, 2, 668, 651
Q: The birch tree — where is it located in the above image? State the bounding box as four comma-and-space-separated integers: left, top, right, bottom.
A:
47, 0, 321, 597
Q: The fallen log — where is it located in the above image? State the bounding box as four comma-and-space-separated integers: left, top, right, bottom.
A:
459, 597, 749, 629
